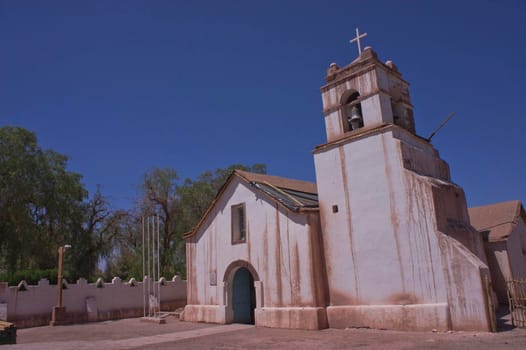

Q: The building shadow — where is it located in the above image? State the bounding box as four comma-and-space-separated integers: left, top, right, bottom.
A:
496, 305, 515, 332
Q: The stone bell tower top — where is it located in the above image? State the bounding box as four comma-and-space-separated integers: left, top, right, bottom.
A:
320, 40, 416, 143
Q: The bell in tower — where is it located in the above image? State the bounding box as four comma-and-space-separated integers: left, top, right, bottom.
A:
348, 105, 363, 130
341, 91, 364, 131
320, 31, 416, 142
313, 29, 493, 332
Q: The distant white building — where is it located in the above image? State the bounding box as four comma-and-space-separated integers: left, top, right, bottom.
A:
181, 46, 498, 332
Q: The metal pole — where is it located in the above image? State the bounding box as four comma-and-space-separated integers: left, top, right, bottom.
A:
154, 215, 157, 316
157, 214, 161, 315
151, 215, 155, 317
147, 216, 151, 317
142, 216, 145, 318
427, 112, 456, 141
152, 215, 155, 317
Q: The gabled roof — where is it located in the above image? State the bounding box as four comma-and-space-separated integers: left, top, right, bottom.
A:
184, 170, 319, 239
468, 200, 526, 242
235, 170, 317, 194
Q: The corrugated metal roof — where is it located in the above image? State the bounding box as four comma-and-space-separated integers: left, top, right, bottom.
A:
184, 170, 319, 239
235, 170, 317, 194
250, 182, 318, 212
235, 169, 318, 211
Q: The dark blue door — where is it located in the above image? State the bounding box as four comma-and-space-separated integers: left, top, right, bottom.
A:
232, 267, 256, 324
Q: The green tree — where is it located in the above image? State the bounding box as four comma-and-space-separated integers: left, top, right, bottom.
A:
104, 164, 266, 280
139, 167, 181, 277
177, 163, 266, 234
0, 126, 87, 278
103, 208, 144, 281
66, 187, 123, 281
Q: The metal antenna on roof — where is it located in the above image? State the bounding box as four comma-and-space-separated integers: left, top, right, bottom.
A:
427, 112, 456, 142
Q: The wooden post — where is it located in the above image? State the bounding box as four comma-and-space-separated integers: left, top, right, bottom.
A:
56, 246, 64, 308
485, 275, 496, 332
50, 245, 70, 326
520, 278, 526, 327
507, 280, 515, 327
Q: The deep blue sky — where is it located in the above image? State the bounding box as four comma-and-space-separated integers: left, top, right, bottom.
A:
1, 0, 525, 210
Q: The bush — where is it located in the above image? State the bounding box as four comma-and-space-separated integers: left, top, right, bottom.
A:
0, 269, 59, 286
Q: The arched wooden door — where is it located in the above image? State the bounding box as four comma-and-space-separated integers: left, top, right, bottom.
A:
232, 267, 256, 324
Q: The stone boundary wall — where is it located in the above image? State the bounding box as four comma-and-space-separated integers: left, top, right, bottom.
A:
0, 276, 186, 328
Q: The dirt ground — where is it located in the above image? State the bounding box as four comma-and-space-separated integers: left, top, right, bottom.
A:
4, 315, 526, 350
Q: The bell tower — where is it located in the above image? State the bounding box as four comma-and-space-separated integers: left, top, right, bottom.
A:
313, 30, 494, 332
321, 46, 415, 142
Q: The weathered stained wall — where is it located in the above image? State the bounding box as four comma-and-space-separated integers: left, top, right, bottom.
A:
313, 125, 493, 331
322, 66, 394, 142
483, 218, 526, 304
507, 219, 526, 281
520, 219, 526, 258
484, 241, 510, 304
182, 177, 328, 329
321, 50, 414, 143
484, 217, 526, 304
0, 276, 186, 328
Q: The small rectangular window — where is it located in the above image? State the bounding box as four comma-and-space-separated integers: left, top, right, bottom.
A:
231, 203, 246, 244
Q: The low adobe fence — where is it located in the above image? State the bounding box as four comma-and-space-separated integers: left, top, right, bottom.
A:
507, 279, 526, 328
0, 276, 186, 328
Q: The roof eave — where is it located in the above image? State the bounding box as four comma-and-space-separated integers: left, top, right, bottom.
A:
184, 171, 239, 240
184, 170, 320, 239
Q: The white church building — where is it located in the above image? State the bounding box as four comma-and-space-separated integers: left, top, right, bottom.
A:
181, 42, 497, 332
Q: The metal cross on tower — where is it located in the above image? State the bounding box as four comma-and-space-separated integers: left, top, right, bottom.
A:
349, 27, 368, 56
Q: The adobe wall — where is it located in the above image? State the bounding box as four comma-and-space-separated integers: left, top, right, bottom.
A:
484, 240, 511, 304
519, 218, 526, 254
313, 125, 493, 331
508, 219, 526, 281
484, 219, 526, 305
0, 276, 186, 328
183, 177, 328, 330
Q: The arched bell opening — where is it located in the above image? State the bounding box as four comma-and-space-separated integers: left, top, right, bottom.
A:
340, 90, 363, 132
391, 101, 403, 127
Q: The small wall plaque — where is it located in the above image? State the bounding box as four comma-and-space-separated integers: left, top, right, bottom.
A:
210, 271, 217, 286
0, 303, 7, 321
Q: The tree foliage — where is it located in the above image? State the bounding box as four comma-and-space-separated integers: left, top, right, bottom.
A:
0, 127, 86, 276
0, 127, 116, 282
67, 187, 121, 281
107, 163, 267, 280
140, 168, 180, 277
0, 126, 266, 283
102, 208, 143, 281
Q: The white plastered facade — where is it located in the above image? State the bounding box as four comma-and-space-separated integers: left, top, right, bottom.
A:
183, 47, 495, 332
